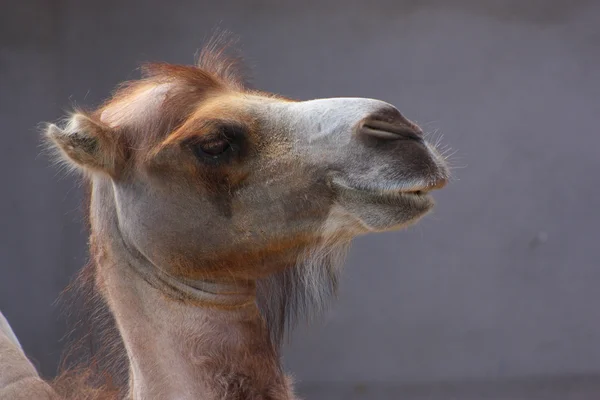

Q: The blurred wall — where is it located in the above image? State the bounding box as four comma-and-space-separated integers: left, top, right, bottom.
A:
1, 0, 599, 397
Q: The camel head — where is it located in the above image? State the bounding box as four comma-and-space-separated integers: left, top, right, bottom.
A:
45, 43, 449, 340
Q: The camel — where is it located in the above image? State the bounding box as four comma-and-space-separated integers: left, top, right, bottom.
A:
0, 39, 449, 399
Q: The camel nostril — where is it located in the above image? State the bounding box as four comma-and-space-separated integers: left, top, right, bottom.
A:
360, 107, 424, 142
359, 119, 423, 142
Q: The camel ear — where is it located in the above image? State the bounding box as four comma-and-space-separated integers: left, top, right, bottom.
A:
45, 113, 125, 176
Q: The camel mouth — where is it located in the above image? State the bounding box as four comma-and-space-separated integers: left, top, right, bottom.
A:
376, 188, 431, 200
394, 178, 447, 197
329, 177, 440, 232
331, 177, 446, 199
330, 178, 444, 206
379, 189, 435, 205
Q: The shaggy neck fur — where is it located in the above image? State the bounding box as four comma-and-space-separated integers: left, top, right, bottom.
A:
91, 177, 295, 400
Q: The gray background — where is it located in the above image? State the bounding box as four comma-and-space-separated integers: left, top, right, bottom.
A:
1, 0, 599, 398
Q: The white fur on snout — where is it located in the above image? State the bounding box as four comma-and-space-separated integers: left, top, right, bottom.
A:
269, 97, 397, 146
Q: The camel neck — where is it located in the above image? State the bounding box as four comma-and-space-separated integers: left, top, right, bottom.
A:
97, 258, 294, 400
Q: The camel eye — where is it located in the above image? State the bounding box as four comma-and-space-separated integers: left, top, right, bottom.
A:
194, 139, 231, 157
186, 122, 247, 164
